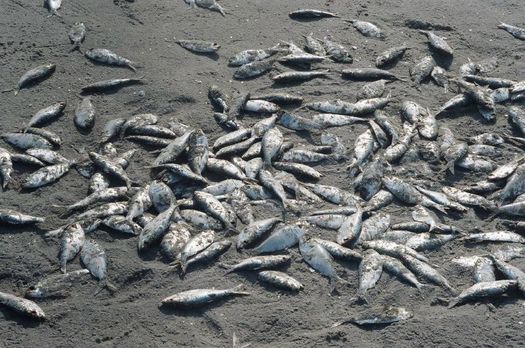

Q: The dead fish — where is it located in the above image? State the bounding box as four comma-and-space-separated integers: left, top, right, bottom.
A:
466, 133, 504, 146
299, 237, 345, 292
253, 223, 305, 254
160, 223, 191, 261
185, 0, 226, 16
4, 63, 56, 95
224, 255, 291, 274
337, 208, 363, 246
102, 215, 141, 235
237, 217, 282, 250
180, 239, 231, 275
304, 183, 360, 206
271, 70, 329, 83
0, 291, 45, 320
22, 162, 70, 189
401, 254, 456, 293
333, 306, 412, 327
187, 129, 208, 175
154, 130, 193, 166
59, 186, 128, 214
43, 0, 61, 16
356, 80, 390, 100
498, 23, 525, 40
0, 148, 13, 189
208, 85, 229, 112
234, 59, 274, 80
342, 68, 399, 81
358, 249, 384, 298
278, 112, 322, 132
303, 214, 346, 230
89, 152, 134, 188
178, 209, 222, 230
473, 256, 496, 283
410, 56, 435, 84
258, 169, 293, 210
419, 30, 453, 56
311, 238, 362, 261
273, 162, 322, 180
257, 271, 302, 291
442, 186, 495, 210
448, 280, 517, 308
244, 100, 280, 114
127, 185, 151, 221
456, 155, 494, 172
406, 233, 458, 251
375, 45, 408, 68
194, 191, 236, 231
81, 77, 144, 94
348, 20, 383, 38
85, 48, 137, 72
214, 112, 239, 130
149, 180, 175, 213
463, 75, 515, 89
363, 190, 394, 213
176, 39, 220, 53
80, 240, 117, 294
74, 97, 96, 131
442, 142, 468, 174
323, 37, 353, 63
361, 240, 429, 263
278, 52, 327, 65
161, 284, 250, 308
382, 255, 424, 289
228, 47, 280, 67
26, 102, 66, 130
355, 160, 384, 200
431, 66, 449, 89
261, 127, 283, 166
207, 158, 248, 180
68, 22, 86, 52
175, 229, 215, 272
499, 164, 525, 203
289, 9, 339, 19
59, 223, 85, 273
0, 209, 44, 225
100, 118, 126, 143
138, 205, 178, 251
26, 269, 90, 299
303, 32, 326, 56
250, 93, 303, 106
357, 213, 390, 243
461, 231, 525, 244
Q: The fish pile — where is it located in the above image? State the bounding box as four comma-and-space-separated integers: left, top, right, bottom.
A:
1, 4, 525, 329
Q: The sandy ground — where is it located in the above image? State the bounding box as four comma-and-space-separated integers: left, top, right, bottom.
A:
1, 0, 525, 346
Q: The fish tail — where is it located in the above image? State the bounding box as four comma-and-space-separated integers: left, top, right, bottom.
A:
1, 88, 14, 94
105, 280, 118, 294
128, 64, 138, 73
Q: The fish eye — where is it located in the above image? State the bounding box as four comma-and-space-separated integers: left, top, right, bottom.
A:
28, 286, 36, 290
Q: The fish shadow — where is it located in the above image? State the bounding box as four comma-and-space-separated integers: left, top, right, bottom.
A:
0, 309, 44, 327
86, 60, 137, 73
187, 52, 220, 61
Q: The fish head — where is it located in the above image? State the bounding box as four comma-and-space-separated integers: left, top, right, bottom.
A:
25, 286, 45, 299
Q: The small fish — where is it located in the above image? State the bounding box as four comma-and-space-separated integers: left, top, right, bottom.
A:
253, 223, 305, 254
342, 68, 399, 81
0, 209, 45, 225
271, 70, 329, 83
26, 269, 90, 299
74, 97, 96, 131
303, 32, 326, 56
224, 255, 291, 274
68, 22, 86, 52
461, 231, 525, 244
160, 223, 191, 261
138, 205, 178, 251
176, 39, 220, 53
80, 240, 117, 294
85, 48, 137, 72
6, 63, 56, 95
448, 280, 517, 308
178, 209, 222, 230
299, 238, 345, 292
358, 249, 384, 298
375, 46, 408, 68
419, 30, 453, 56
333, 306, 412, 327
323, 37, 353, 63
348, 20, 383, 38
22, 163, 70, 189
59, 223, 85, 273
161, 284, 250, 308
26, 102, 66, 130
180, 240, 232, 275
208, 85, 229, 112
81, 77, 144, 94
234, 59, 274, 80
194, 191, 236, 231
410, 56, 435, 84
244, 100, 280, 114
185, 0, 226, 16
498, 23, 525, 40
0, 291, 45, 320
289, 9, 339, 19
0, 148, 13, 189
258, 271, 303, 291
